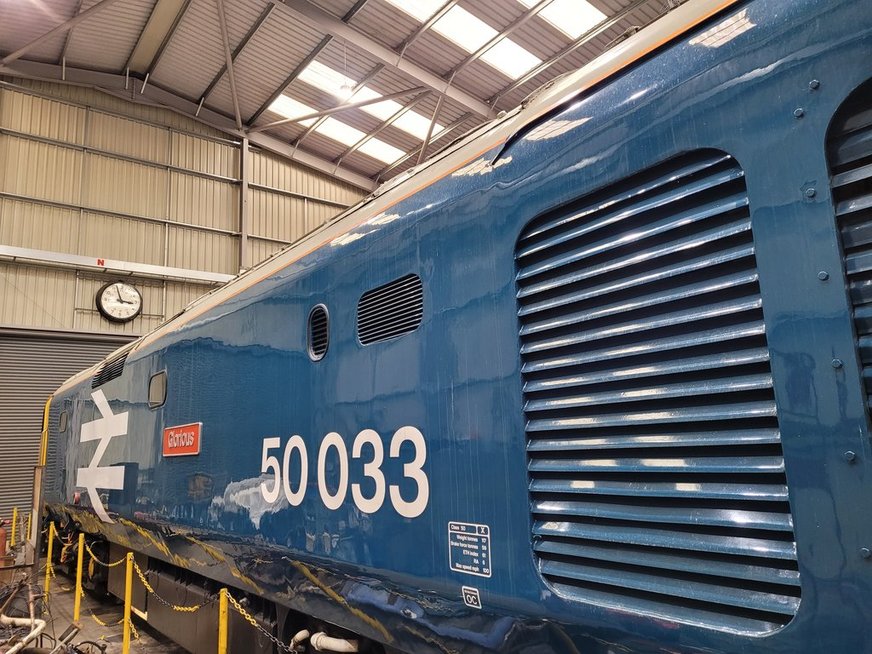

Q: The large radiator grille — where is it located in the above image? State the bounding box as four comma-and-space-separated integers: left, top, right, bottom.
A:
515, 151, 800, 633
829, 83, 872, 409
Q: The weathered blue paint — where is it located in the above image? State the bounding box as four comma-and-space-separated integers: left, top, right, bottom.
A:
44, 0, 872, 651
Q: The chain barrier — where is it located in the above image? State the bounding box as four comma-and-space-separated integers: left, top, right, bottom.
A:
91, 610, 140, 641
84, 541, 126, 568
130, 559, 211, 614
225, 591, 294, 654
44, 523, 293, 653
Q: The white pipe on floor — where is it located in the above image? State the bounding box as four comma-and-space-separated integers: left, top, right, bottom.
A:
309, 632, 359, 652
1, 614, 47, 654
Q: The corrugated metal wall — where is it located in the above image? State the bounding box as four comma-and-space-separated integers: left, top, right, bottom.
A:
0, 77, 366, 336
0, 332, 128, 528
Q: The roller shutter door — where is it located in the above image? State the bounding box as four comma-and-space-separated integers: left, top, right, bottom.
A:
0, 330, 132, 527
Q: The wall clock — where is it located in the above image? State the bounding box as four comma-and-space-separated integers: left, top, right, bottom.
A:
96, 281, 143, 323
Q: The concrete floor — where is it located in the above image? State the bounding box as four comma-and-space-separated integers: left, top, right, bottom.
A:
9, 565, 186, 653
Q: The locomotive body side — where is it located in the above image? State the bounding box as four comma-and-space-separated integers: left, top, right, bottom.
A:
42, 0, 872, 652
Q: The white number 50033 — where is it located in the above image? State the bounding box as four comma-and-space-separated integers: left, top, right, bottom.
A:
259, 426, 429, 518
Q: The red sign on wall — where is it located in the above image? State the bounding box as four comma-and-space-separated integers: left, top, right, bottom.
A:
162, 422, 202, 457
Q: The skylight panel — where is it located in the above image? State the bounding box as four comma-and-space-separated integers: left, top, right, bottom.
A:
267, 96, 317, 126
481, 38, 541, 79
359, 139, 406, 164
299, 61, 356, 99
519, 0, 605, 40
266, 94, 408, 164
431, 6, 541, 80
394, 111, 444, 140
316, 117, 366, 147
432, 6, 495, 52
383, 0, 444, 22
357, 87, 402, 121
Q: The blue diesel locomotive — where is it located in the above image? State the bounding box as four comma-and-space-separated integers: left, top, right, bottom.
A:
41, 0, 872, 651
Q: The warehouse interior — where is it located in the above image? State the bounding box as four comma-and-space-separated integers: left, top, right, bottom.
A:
2, 0, 846, 653
0, 0, 660, 528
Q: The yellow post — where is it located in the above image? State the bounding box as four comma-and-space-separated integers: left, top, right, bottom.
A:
26, 513, 31, 542
74, 533, 85, 622
10, 507, 17, 545
44, 521, 55, 595
122, 552, 133, 654
217, 588, 228, 654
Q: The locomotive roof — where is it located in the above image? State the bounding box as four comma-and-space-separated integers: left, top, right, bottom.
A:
55, 0, 740, 396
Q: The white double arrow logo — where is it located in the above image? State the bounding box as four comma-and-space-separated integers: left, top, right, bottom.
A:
76, 390, 128, 523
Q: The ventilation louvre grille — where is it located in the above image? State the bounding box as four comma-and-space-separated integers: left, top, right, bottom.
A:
515, 150, 799, 633
829, 84, 872, 411
309, 305, 329, 360
357, 274, 424, 345
91, 351, 129, 388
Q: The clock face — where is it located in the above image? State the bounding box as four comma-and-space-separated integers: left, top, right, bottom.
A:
96, 281, 143, 323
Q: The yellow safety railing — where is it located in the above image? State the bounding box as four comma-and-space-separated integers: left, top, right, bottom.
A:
5, 505, 35, 552
44, 521, 290, 654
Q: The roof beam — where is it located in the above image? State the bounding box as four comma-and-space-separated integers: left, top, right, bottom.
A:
398, 0, 458, 57
341, 0, 371, 22
490, 0, 653, 107
199, 4, 274, 104
334, 90, 431, 167
376, 112, 472, 181
249, 86, 427, 133
246, 36, 332, 126
293, 63, 384, 152
215, 0, 242, 130
417, 92, 445, 165
58, 0, 86, 64
126, 0, 191, 75
0, 60, 376, 191
271, 0, 494, 119
446, 0, 553, 80
1, 0, 126, 67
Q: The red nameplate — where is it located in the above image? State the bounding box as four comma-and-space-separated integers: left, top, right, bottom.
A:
163, 422, 202, 457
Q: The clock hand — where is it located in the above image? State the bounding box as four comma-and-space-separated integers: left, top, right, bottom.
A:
115, 285, 132, 304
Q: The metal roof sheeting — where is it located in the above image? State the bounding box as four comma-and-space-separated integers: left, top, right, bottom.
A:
64, 0, 156, 72
1, 0, 675, 183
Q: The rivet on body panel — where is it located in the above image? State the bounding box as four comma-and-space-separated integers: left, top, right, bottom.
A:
818, 271, 829, 281
794, 107, 805, 119
844, 450, 856, 462
832, 358, 844, 369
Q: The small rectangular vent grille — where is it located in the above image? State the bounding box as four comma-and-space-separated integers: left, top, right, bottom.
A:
515, 151, 799, 633
91, 351, 129, 388
357, 274, 423, 345
829, 84, 872, 409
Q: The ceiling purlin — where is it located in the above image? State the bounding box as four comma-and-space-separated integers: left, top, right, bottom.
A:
246, 35, 333, 127
58, 0, 86, 64
489, 0, 656, 109
134, 0, 193, 83
293, 63, 385, 153
376, 112, 473, 182
199, 4, 275, 105
271, 0, 494, 119
215, 0, 242, 129
0, 0, 126, 67
334, 89, 433, 167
